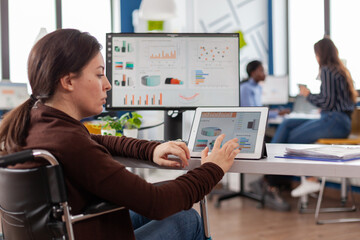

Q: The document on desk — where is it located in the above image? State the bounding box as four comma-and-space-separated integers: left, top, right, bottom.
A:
276, 146, 360, 162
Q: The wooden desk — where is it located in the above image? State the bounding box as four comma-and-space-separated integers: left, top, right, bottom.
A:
114, 143, 360, 178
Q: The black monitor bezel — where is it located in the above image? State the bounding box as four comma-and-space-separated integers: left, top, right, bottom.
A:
105, 32, 240, 110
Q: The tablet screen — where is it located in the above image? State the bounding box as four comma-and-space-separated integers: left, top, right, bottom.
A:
193, 111, 261, 153
188, 107, 268, 159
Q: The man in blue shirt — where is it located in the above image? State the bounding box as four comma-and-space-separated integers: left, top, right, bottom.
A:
240, 60, 265, 107
241, 60, 291, 212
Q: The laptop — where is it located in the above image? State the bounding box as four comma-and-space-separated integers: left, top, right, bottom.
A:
187, 107, 269, 160
292, 95, 318, 114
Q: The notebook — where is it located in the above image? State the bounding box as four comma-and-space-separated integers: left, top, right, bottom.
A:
188, 107, 269, 160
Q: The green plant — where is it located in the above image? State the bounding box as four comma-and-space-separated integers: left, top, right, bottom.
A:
119, 112, 143, 129
98, 115, 123, 133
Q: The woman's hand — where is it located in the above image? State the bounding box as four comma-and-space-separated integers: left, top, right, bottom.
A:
299, 85, 311, 97
153, 141, 190, 168
201, 134, 240, 173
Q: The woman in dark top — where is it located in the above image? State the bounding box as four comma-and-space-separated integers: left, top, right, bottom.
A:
0, 29, 240, 240
271, 37, 357, 197
272, 37, 357, 144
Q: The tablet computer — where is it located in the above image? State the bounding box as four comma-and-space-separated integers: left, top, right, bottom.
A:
188, 107, 269, 159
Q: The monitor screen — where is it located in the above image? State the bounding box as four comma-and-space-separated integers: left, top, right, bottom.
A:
260, 75, 289, 105
105, 33, 240, 110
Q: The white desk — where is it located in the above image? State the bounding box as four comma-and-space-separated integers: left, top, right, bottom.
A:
114, 143, 360, 178
267, 112, 321, 125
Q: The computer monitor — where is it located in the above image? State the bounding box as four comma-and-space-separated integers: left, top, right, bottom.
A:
105, 33, 239, 110
260, 75, 289, 105
0, 81, 29, 110
105, 33, 240, 140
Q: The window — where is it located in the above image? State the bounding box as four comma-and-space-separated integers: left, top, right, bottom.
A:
331, 0, 360, 90
288, 0, 324, 96
7, 0, 114, 86
62, 0, 112, 61
8, 0, 56, 84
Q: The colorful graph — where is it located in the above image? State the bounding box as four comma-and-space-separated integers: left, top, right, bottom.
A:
149, 47, 177, 60
201, 127, 222, 137
165, 78, 183, 85
150, 51, 176, 59
178, 93, 200, 104
195, 139, 208, 148
141, 75, 161, 86
123, 93, 163, 106
238, 136, 251, 149
197, 45, 230, 61
126, 62, 134, 69
114, 74, 134, 87
115, 61, 123, 69
194, 70, 209, 84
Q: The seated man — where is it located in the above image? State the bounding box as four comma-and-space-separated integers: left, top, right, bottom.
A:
241, 60, 291, 212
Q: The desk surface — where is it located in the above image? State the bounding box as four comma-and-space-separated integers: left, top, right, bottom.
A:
114, 143, 360, 178
267, 112, 321, 125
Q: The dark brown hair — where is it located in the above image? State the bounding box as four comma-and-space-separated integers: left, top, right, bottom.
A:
0, 29, 101, 154
314, 37, 357, 102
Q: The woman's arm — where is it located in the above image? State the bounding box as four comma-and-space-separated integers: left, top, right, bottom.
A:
307, 67, 336, 110
90, 134, 160, 162
65, 133, 224, 220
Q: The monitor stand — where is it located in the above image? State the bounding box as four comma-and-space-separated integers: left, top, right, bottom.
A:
164, 110, 183, 141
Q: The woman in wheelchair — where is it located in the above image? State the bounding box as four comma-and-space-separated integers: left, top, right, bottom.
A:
0, 29, 240, 240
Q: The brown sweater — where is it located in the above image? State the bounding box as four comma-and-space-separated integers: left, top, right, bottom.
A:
23, 104, 224, 240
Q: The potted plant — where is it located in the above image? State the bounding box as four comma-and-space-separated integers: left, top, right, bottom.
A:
119, 112, 142, 138
97, 115, 123, 136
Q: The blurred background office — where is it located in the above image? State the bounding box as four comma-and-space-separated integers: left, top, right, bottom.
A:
2, 0, 360, 98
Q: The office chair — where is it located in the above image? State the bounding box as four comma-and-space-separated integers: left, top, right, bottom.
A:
0, 149, 212, 240
0, 149, 124, 240
314, 177, 360, 224
297, 108, 360, 224
298, 177, 358, 224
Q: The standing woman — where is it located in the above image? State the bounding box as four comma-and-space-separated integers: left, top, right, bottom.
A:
0, 29, 240, 240
271, 37, 357, 196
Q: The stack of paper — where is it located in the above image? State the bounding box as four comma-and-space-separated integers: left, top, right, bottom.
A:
284, 146, 360, 160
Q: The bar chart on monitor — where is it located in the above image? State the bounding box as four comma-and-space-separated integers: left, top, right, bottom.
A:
121, 93, 163, 106
143, 43, 181, 67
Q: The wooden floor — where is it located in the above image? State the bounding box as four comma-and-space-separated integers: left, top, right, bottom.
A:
1, 180, 359, 239
194, 190, 360, 240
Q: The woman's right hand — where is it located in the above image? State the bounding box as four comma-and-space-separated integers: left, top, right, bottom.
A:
299, 84, 310, 97
200, 134, 240, 173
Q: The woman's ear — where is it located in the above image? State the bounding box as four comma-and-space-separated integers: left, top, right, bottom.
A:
59, 73, 76, 92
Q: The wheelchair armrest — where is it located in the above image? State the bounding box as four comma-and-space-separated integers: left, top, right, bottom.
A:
0, 149, 59, 167
0, 149, 34, 167
83, 201, 122, 215
72, 201, 125, 224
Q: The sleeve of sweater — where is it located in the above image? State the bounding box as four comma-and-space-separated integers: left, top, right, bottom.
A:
90, 134, 160, 162
63, 133, 224, 220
